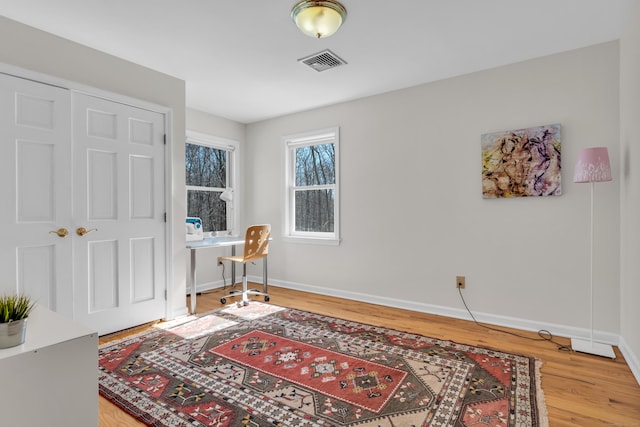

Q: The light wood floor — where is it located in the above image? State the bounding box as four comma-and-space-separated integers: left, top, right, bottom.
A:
99, 285, 640, 426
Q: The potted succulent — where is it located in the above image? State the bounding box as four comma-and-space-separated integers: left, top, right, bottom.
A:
0, 294, 35, 349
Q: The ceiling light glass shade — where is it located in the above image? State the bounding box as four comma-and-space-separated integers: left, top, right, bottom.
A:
291, 0, 347, 39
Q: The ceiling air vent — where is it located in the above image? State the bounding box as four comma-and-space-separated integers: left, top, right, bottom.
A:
298, 49, 347, 72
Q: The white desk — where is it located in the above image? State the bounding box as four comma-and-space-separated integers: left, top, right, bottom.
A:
186, 236, 245, 313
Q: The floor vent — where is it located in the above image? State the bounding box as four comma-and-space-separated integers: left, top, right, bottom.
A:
298, 49, 347, 72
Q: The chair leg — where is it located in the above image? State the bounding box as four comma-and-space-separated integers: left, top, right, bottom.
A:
241, 264, 250, 304
219, 260, 270, 305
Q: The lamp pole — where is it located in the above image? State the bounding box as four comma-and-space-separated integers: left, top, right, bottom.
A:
571, 146, 615, 358
589, 181, 594, 345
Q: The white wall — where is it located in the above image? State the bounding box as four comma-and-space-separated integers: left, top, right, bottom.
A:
620, 3, 640, 381
187, 108, 245, 142
246, 42, 621, 341
0, 16, 188, 319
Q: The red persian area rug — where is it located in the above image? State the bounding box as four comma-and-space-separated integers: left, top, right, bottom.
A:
98, 303, 548, 426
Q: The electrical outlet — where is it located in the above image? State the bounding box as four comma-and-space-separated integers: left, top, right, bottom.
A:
456, 276, 466, 289
217, 257, 223, 266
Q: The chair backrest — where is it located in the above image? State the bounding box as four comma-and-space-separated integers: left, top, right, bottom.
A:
242, 224, 270, 262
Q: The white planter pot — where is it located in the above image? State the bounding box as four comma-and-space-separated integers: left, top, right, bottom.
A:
0, 318, 28, 349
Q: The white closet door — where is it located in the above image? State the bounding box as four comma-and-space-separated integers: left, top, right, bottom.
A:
72, 92, 166, 335
0, 73, 74, 318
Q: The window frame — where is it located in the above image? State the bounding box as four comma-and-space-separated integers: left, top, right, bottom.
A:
185, 130, 239, 236
283, 127, 340, 245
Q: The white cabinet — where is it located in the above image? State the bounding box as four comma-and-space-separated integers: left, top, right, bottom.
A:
0, 305, 98, 426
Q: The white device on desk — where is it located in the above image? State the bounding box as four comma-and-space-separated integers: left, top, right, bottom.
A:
185, 217, 203, 241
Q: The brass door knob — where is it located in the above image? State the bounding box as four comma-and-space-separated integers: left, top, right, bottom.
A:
49, 228, 69, 238
76, 227, 98, 236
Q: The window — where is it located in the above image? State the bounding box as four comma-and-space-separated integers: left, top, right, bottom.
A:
284, 127, 340, 244
185, 131, 239, 234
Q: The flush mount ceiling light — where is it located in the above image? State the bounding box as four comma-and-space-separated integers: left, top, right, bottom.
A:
291, 0, 347, 39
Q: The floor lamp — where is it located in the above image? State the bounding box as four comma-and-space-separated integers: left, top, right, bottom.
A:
572, 147, 615, 358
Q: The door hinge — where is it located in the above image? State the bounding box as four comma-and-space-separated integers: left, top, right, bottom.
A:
164, 212, 167, 223
164, 289, 167, 300
163, 134, 167, 145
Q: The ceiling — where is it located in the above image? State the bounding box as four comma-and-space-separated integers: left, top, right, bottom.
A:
1, 0, 637, 124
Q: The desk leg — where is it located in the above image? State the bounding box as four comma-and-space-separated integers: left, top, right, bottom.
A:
231, 245, 236, 287
263, 256, 268, 294
190, 248, 197, 314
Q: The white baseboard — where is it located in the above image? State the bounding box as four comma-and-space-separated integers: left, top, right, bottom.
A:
267, 278, 616, 341
619, 336, 640, 386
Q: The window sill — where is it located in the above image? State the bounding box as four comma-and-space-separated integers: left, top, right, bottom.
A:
282, 235, 341, 246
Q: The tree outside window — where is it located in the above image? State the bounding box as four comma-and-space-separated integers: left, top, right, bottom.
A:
186, 132, 238, 233
294, 143, 335, 232
284, 128, 340, 244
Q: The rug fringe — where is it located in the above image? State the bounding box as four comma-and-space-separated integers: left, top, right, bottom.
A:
99, 315, 196, 347
535, 358, 550, 427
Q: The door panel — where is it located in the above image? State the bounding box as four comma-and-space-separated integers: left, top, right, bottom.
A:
15, 92, 56, 129
87, 149, 118, 220
130, 155, 155, 219
0, 73, 73, 317
17, 141, 55, 222
72, 92, 166, 334
17, 245, 56, 310
131, 237, 156, 302
88, 239, 119, 312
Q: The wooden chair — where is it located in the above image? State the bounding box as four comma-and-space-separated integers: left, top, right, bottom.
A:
219, 224, 271, 305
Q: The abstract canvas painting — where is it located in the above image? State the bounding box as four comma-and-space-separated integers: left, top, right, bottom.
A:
481, 123, 561, 198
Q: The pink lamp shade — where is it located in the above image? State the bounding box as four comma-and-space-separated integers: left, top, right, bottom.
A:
573, 147, 612, 183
